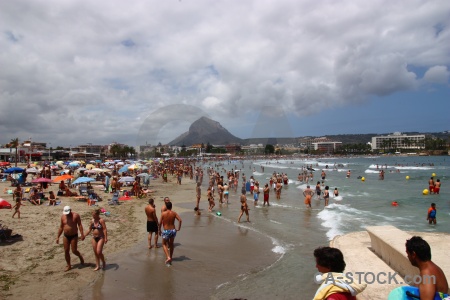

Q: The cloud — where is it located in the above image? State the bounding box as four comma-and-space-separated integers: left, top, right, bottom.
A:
423, 66, 450, 84
0, 0, 449, 146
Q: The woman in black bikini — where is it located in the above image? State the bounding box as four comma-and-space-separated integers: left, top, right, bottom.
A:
85, 209, 108, 271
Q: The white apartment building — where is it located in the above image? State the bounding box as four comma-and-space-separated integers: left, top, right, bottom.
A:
371, 132, 425, 151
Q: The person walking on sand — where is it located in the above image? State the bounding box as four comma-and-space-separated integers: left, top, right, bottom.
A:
207, 186, 215, 212
11, 196, 22, 219
238, 191, 250, 223
195, 182, 201, 209
56, 206, 85, 271
159, 201, 182, 265
145, 198, 159, 249
427, 203, 437, 224
84, 209, 108, 271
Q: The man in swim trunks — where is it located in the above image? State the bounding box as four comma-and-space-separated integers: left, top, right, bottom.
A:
303, 185, 314, 208
56, 206, 85, 271
159, 201, 182, 264
428, 177, 435, 194
406, 236, 449, 298
434, 179, 441, 195
145, 198, 159, 248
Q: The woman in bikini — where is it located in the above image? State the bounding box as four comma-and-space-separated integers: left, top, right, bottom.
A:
84, 209, 108, 271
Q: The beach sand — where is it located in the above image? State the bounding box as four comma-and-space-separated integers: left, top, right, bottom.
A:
0, 168, 193, 299
1, 167, 279, 300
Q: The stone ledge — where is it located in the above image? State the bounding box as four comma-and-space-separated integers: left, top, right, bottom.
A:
331, 228, 450, 299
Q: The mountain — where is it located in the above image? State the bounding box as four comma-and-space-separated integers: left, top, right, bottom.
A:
169, 117, 243, 146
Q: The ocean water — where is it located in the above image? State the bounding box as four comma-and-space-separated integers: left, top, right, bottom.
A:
205, 155, 450, 299
86, 155, 449, 299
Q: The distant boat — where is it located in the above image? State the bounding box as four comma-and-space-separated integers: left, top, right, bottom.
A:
419, 152, 429, 156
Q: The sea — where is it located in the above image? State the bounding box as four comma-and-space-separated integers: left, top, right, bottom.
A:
86, 155, 449, 299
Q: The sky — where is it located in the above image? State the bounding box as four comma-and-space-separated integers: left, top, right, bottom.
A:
1, 0, 449, 148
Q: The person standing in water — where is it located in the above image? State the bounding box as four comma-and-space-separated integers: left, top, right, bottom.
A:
427, 203, 437, 224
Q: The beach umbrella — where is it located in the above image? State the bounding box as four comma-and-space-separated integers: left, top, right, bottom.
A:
137, 173, 149, 178
69, 162, 80, 167
31, 177, 53, 183
60, 169, 70, 174
72, 177, 95, 185
53, 174, 74, 182
77, 167, 87, 171
26, 167, 40, 174
118, 165, 130, 173
118, 176, 135, 183
86, 164, 95, 169
4, 167, 24, 173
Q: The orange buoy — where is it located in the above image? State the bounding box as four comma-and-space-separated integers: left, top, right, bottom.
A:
391, 201, 398, 207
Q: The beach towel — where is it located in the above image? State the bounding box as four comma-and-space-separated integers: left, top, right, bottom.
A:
46, 201, 62, 206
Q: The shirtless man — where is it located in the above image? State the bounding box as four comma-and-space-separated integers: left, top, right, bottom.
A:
434, 179, 441, 195
207, 186, 215, 212
263, 183, 270, 206
223, 183, 229, 204
56, 206, 85, 271
275, 180, 282, 200
145, 198, 159, 249
217, 182, 224, 204
303, 185, 314, 208
406, 236, 449, 299
161, 197, 170, 214
159, 201, 182, 265
195, 182, 201, 209
428, 177, 435, 194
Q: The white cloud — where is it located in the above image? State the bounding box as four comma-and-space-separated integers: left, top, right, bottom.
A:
0, 0, 449, 146
423, 66, 450, 84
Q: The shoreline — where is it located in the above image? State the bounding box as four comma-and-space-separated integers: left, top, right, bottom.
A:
82, 208, 280, 299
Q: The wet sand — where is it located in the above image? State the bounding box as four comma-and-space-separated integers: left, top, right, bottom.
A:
83, 209, 280, 299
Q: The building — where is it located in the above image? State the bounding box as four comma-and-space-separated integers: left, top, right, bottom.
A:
308, 137, 342, 153
371, 132, 425, 151
225, 144, 241, 154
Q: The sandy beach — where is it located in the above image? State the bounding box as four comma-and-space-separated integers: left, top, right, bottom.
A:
0, 165, 200, 299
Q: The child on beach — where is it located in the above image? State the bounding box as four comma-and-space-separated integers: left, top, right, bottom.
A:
427, 203, 437, 224
49, 191, 57, 206
11, 197, 22, 219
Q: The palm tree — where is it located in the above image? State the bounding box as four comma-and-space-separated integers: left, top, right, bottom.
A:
10, 138, 19, 167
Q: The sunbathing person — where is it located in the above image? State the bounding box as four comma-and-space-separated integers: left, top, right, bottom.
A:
49, 191, 57, 206
30, 187, 41, 205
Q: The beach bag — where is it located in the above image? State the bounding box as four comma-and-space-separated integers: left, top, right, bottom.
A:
57, 190, 64, 196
